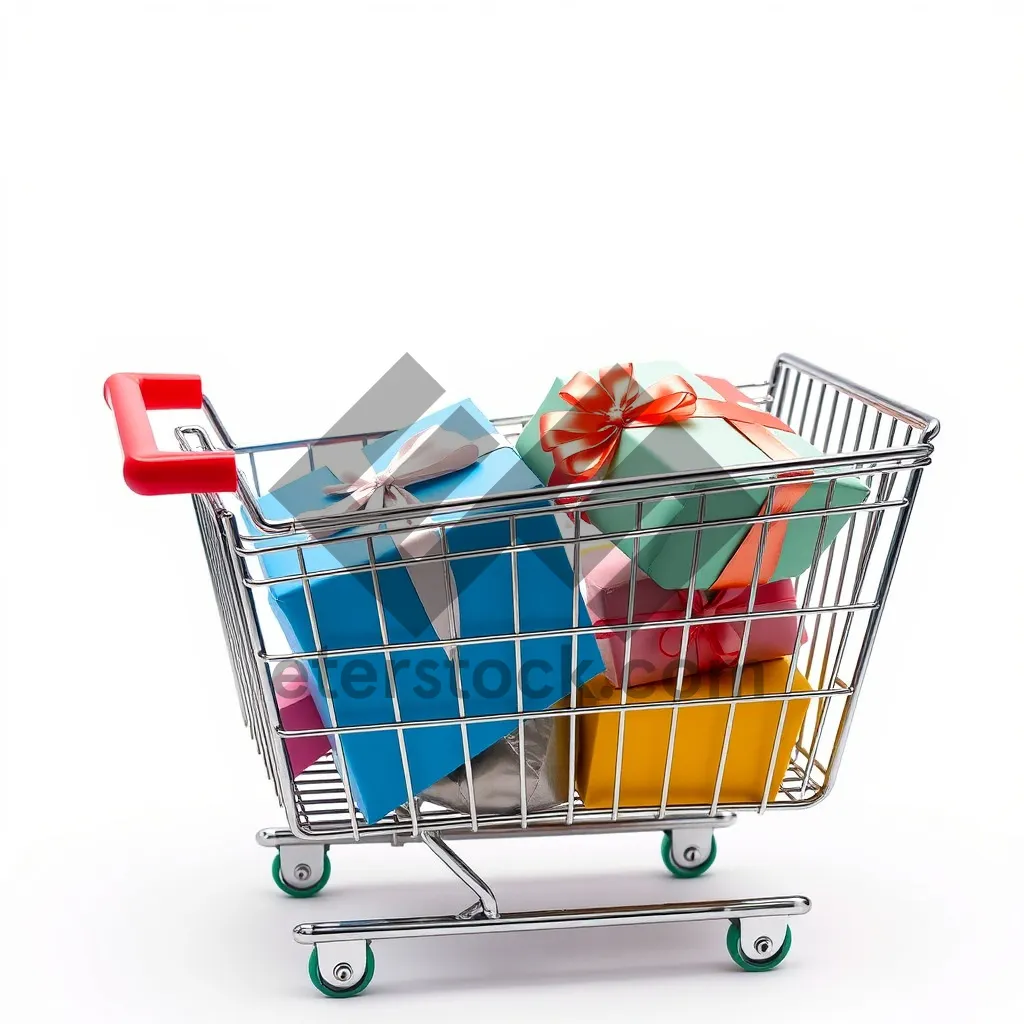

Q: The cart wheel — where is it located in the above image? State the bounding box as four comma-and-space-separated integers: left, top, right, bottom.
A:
272, 849, 331, 898
308, 945, 375, 998
726, 921, 792, 972
660, 831, 717, 878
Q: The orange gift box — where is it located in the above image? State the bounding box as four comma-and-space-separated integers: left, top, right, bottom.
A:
575, 658, 813, 808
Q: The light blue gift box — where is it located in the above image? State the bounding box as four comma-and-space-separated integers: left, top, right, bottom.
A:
516, 361, 870, 591
246, 400, 601, 824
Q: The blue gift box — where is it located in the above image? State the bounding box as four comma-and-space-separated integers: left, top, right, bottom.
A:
247, 400, 601, 824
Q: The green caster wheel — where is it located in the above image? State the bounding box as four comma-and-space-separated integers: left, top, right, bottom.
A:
726, 921, 793, 972
308, 945, 375, 998
272, 849, 331, 898
660, 831, 717, 878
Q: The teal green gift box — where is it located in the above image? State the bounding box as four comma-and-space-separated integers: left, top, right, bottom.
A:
515, 361, 870, 591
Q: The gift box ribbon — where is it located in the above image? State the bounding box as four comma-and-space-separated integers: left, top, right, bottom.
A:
656, 588, 747, 669
308, 424, 501, 649
539, 364, 813, 588
593, 584, 803, 677
590, 590, 744, 675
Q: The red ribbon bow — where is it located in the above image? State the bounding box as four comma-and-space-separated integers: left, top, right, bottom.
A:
538, 364, 700, 486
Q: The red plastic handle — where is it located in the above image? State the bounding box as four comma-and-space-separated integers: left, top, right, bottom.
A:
103, 373, 238, 495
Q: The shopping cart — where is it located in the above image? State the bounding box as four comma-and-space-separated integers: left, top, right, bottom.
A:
103, 354, 938, 995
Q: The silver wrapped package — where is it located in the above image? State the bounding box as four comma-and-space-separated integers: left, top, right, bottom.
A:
421, 713, 570, 815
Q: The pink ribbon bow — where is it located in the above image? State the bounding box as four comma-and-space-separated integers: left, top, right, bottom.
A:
656, 588, 750, 671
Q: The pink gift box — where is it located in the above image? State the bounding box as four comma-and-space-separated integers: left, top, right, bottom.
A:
276, 670, 332, 777
580, 544, 805, 689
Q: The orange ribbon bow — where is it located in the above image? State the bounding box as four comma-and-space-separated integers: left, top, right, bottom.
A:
538, 364, 700, 486
539, 364, 813, 589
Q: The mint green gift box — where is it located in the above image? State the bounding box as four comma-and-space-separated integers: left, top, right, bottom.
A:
515, 361, 870, 591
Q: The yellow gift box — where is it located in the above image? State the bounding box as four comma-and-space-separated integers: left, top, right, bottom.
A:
575, 658, 813, 808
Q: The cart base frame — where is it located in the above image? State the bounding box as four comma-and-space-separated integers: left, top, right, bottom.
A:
257, 813, 811, 993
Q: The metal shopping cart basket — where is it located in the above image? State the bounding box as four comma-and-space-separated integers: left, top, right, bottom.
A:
103, 354, 938, 995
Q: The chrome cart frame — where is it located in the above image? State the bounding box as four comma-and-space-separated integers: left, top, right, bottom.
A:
103, 353, 938, 994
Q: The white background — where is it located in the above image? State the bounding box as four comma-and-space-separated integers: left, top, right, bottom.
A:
2, 1, 1022, 1020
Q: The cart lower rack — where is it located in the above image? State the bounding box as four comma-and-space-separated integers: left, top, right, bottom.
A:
104, 353, 937, 995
